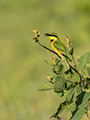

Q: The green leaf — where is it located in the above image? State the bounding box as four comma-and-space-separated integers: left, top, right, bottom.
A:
65, 79, 75, 84
71, 92, 90, 120
75, 83, 82, 95
55, 101, 76, 117
58, 64, 64, 74
54, 76, 65, 93
69, 47, 74, 56
71, 71, 80, 82
76, 92, 85, 107
78, 52, 90, 71
38, 85, 53, 91
65, 87, 75, 102
78, 92, 90, 108
66, 102, 76, 112
71, 108, 87, 120
54, 101, 68, 117
44, 60, 54, 66
53, 64, 64, 75
87, 63, 90, 75
57, 92, 64, 97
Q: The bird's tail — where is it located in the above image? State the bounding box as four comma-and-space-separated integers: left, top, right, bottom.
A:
61, 53, 71, 62
69, 66, 73, 74
65, 61, 73, 74
61, 55, 73, 74
56, 51, 73, 74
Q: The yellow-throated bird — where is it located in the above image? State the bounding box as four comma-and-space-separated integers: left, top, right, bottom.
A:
45, 32, 72, 74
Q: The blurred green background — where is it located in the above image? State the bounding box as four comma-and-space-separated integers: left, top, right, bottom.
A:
0, 0, 90, 120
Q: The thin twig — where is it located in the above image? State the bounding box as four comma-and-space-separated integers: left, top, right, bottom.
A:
69, 65, 90, 87
37, 40, 90, 87
71, 56, 85, 90
37, 41, 62, 59
32, 30, 90, 87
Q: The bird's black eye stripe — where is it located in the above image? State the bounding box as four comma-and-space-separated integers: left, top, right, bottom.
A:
45, 33, 50, 36
45, 33, 58, 38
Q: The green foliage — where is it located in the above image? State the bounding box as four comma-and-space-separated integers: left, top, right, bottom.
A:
71, 108, 87, 120
38, 85, 53, 91
35, 31, 90, 120
54, 76, 65, 93
78, 52, 90, 71
43, 52, 90, 120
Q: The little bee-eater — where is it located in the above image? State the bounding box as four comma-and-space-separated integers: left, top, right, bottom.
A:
45, 32, 72, 73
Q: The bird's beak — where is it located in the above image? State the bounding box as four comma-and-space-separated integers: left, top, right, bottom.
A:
45, 33, 51, 36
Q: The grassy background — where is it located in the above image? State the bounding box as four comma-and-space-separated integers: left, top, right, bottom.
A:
0, 0, 90, 120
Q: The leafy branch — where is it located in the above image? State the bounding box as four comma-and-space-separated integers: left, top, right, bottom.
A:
32, 30, 90, 120
32, 30, 90, 87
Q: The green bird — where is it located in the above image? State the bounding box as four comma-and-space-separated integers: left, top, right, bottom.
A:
45, 32, 72, 73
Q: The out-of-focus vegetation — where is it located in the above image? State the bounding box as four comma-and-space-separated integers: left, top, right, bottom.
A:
0, 0, 90, 120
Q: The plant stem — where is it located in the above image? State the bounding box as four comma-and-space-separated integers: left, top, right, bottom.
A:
36, 40, 90, 87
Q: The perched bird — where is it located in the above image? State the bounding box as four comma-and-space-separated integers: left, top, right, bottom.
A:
45, 32, 72, 73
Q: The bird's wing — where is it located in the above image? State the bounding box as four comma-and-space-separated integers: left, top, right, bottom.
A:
53, 41, 66, 53
53, 41, 72, 61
